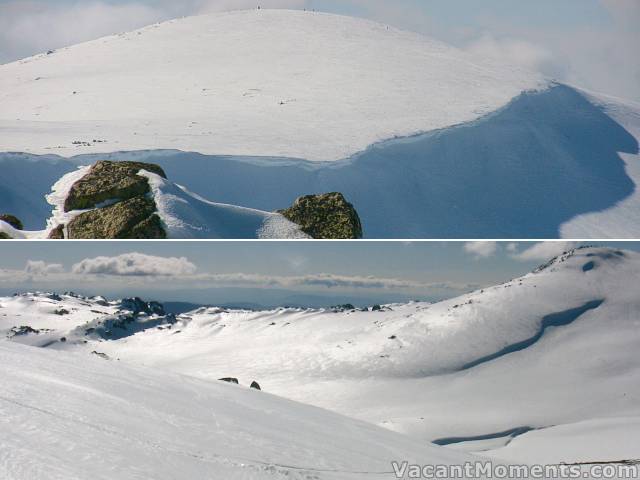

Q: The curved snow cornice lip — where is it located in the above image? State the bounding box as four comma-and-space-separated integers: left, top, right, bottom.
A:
0, 8, 547, 161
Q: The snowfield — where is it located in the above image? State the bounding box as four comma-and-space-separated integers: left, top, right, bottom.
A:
0, 9, 545, 162
2, 247, 639, 472
0, 342, 483, 480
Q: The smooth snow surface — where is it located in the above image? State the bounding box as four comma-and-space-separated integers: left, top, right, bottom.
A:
2, 247, 639, 468
0, 9, 545, 161
139, 170, 309, 239
0, 342, 481, 480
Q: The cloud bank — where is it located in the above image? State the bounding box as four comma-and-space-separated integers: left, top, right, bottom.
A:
71, 253, 198, 276
511, 242, 579, 262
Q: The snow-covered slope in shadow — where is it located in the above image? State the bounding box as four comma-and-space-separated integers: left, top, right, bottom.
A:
4, 84, 635, 238
139, 85, 638, 238
0, 342, 481, 480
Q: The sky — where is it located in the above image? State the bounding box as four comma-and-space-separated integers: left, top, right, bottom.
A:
0, 0, 638, 101
1, 241, 637, 307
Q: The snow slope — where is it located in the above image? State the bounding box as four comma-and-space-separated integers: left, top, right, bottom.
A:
3, 247, 639, 466
139, 170, 309, 239
0, 341, 483, 480
0, 9, 545, 161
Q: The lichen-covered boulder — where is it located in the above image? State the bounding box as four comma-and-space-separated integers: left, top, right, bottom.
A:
278, 192, 362, 239
0, 214, 23, 230
48, 225, 65, 239
64, 160, 166, 212
67, 196, 166, 239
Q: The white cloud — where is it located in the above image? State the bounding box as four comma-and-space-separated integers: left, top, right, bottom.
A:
512, 242, 578, 262
465, 34, 555, 74
24, 260, 64, 275
71, 253, 197, 276
506, 243, 519, 253
464, 242, 497, 259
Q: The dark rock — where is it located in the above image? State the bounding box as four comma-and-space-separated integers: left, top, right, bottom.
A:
0, 214, 23, 230
60, 337, 66, 342
219, 377, 239, 384
54, 308, 70, 315
67, 196, 166, 239
388, 335, 397, 340
0, 232, 11, 239
91, 351, 110, 360
48, 225, 65, 239
250, 381, 261, 390
8, 326, 40, 338
332, 304, 356, 312
278, 192, 362, 239
64, 160, 166, 212
120, 298, 165, 316
371, 305, 382, 311
48, 293, 62, 301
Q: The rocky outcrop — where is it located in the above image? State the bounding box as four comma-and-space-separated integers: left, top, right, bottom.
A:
0, 232, 11, 239
64, 161, 166, 212
250, 381, 261, 390
51, 160, 168, 239
48, 225, 65, 239
47, 160, 362, 239
67, 196, 165, 239
219, 378, 239, 384
0, 214, 23, 230
278, 192, 362, 239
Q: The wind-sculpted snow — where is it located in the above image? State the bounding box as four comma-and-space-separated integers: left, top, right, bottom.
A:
139, 170, 309, 239
2, 85, 636, 237
460, 300, 604, 370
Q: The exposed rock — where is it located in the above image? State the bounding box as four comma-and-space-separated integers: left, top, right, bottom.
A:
48, 225, 65, 239
54, 308, 70, 315
332, 304, 356, 312
7, 326, 40, 338
219, 377, 239, 384
119, 298, 165, 316
250, 381, 261, 390
64, 160, 166, 212
67, 196, 166, 239
0, 232, 12, 239
0, 214, 23, 230
278, 192, 362, 239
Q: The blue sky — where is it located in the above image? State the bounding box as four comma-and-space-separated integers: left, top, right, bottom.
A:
0, 0, 638, 100
1, 241, 638, 306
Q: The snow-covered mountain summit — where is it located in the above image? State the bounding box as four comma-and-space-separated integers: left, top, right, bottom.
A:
0, 9, 545, 161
